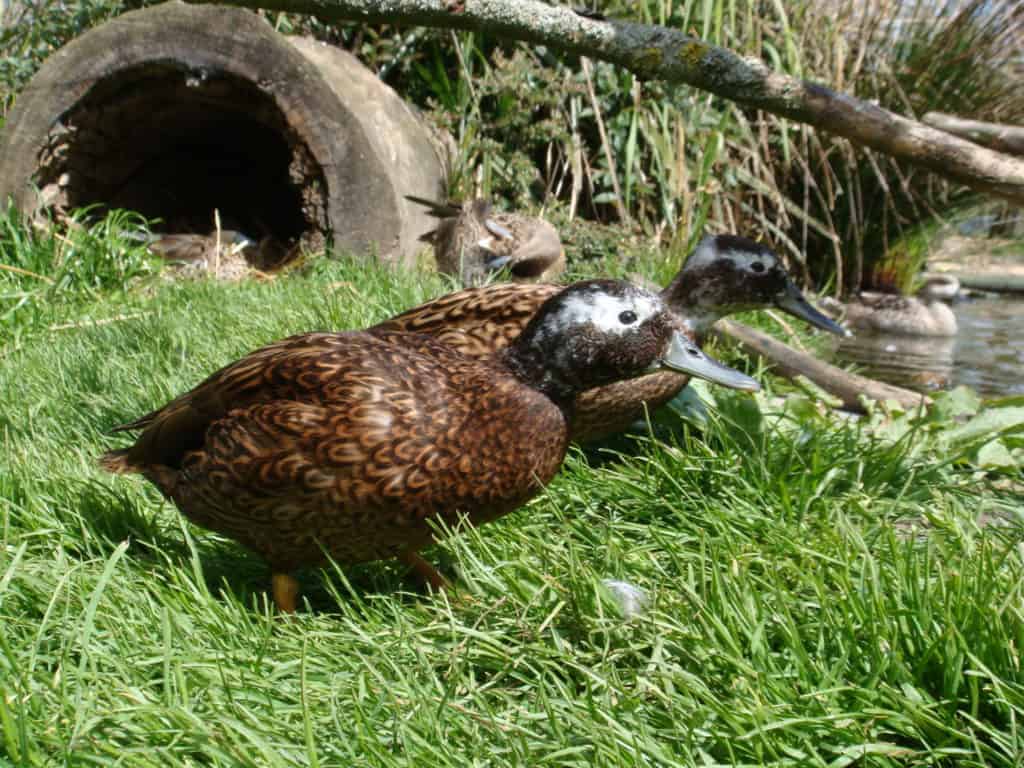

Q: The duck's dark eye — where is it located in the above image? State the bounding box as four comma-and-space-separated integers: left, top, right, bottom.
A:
750, 261, 765, 273
618, 310, 638, 325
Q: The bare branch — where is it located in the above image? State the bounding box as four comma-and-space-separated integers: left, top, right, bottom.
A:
208, 0, 1024, 206
923, 112, 1024, 157
717, 320, 929, 413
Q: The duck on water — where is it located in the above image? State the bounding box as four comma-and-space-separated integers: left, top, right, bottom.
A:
823, 276, 960, 338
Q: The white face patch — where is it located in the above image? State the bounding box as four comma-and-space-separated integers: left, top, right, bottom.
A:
545, 289, 663, 336
685, 236, 778, 274
724, 248, 777, 273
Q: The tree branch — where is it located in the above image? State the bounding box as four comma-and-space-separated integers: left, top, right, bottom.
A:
922, 112, 1024, 158
717, 320, 929, 413
208, 0, 1024, 206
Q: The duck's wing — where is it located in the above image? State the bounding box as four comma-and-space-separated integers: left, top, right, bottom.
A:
855, 292, 912, 311
486, 218, 564, 279
146, 234, 213, 264
106, 332, 391, 469
369, 283, 563, 358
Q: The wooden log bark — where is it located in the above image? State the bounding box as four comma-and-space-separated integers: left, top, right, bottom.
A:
0, 1, 447, 264
716, 320, 930, 413
206, 0, 1024, 207
923, 112, 1024, 157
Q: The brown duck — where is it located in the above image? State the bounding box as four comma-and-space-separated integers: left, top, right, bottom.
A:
407, 195, 565, 286
144, 231, 297, 279
373, 234, 848, 442
99, 280, 757, 611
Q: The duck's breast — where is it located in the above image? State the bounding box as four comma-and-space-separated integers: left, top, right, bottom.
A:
571, 370, 692, 443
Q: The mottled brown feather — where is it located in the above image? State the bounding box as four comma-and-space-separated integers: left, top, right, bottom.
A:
105, 331, 568, 571
100, 281, 685, 579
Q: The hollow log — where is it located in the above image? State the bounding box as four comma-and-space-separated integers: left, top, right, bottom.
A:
716, 320, 930, 413
0, 1, 448, 264
923, 112, 1024, 158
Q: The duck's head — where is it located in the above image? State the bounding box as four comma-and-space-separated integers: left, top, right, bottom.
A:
505, 279, 760, 404
662, 234, 848, 337
917, 275, 960, 302
478, 215, 564, 280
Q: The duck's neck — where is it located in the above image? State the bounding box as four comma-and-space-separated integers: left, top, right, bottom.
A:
497, 345, 579, 411
657, 282, 723, 344
917, 277, 959, 303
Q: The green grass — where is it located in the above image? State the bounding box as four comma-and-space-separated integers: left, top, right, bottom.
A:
2, 215, 1023, 766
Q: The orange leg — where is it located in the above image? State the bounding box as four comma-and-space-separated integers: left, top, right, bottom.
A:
398, 551, 450, 591
271, 572, 300, 613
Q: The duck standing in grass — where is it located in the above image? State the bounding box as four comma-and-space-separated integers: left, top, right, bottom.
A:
373, 234, 847, 442
825, 276, 960, 337
407, 195, 565, 286
99, 280, 757, 612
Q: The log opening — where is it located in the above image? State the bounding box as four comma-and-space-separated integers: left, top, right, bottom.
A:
0, 1, 447, 264
37, 63, 324, 241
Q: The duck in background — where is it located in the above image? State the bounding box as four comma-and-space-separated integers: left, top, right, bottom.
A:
407, 195, 565, 286
99, 280, 758, 612
140, 230, 299, 280
823, 276, 960, 337
372, 234, 847, 442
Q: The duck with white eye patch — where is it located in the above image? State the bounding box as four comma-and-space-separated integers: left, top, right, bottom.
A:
99, 279, 756, 612
374, 233, 846, 442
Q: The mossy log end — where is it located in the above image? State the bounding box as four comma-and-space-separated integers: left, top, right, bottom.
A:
0, 1, 447, 264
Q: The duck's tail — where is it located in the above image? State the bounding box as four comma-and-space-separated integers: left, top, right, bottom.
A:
405, 194, 461, 218
97, 449, 140, 475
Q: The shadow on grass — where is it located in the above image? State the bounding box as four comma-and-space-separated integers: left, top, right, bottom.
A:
71, 472, 466, 615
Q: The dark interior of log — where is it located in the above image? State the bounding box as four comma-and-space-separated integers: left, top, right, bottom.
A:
35, 63, 327, 243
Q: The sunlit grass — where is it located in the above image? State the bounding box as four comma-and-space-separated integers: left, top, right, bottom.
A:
1, 213, 1022, 765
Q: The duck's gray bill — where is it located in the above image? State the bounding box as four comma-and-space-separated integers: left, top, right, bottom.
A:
661, 333, 761, 392
776, 281, 850, 337
484, 254, 513, 272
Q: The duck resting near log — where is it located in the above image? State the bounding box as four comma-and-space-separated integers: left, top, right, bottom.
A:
99, 279, 758, 612
822, 276, 960, 337
372, 234, 848, 442
138, 231, 298, 280
407, 195, 565, 286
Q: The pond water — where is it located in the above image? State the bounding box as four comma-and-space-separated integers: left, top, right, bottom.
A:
830, 294, 1024, 399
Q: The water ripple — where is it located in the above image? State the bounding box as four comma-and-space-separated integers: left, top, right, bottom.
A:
830, 296, 1024, 398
